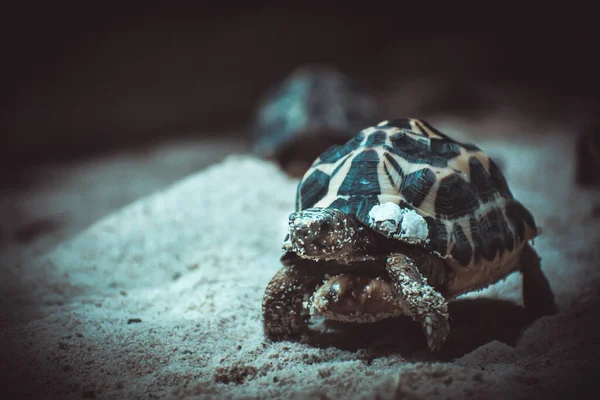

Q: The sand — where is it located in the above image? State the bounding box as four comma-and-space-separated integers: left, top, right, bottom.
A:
1, 120, 599, 399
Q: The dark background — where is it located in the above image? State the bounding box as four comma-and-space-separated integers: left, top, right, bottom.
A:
2, 3, 598, 169
1, 5, 599, 399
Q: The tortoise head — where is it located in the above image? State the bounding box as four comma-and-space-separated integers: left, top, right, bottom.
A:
283, 207, 359, 260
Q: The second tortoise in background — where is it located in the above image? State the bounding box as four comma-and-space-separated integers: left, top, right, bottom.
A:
263, 118, 558, 352
250, 65, 380, 177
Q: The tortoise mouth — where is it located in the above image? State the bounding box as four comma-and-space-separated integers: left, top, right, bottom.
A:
309, 273, 403, 322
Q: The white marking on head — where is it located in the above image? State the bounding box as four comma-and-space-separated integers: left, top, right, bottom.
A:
399, 209, 429, 243
369, 202, 403, 236
368, 202, 429, 244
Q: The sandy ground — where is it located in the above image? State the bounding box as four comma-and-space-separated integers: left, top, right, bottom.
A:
1, 119, 599, 399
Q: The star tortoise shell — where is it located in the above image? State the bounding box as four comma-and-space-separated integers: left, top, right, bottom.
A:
296, 118, 539, 271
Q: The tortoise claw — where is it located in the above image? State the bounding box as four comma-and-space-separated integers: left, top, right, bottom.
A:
422, 311, 450, 352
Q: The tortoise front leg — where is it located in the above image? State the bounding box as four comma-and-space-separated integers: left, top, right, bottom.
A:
386, 253, 450, 351
262, 255, 317, 340
519, 245, 558, 318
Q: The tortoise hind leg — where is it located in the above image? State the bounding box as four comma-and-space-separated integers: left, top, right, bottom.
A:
386, 253, 450, 351
519, 245, 558, 318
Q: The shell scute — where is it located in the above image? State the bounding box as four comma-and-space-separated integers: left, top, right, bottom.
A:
434, 173, 479, 219
425, 215, 450, 255
429, 139, 463, 159
488, 158, 512, 198
329, 195, 379, 223
296, 169, 330, 211
387, 135, 451, 168
399, 168, 436, 208
468, 157, 497, 202
364, 130, 389, 147
338, 150, 381, 196
450, 223, 473, 266
478, 207, 509, 261
504, 200, 537, 242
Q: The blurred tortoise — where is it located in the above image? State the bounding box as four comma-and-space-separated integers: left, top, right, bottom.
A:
262, 118, 557, 351
251, 65, 380, 176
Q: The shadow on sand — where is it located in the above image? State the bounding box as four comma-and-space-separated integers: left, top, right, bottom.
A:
301, 297, 537, 362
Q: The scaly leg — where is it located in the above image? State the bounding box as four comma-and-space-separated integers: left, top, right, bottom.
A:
262, 254, 317, 340
519, 245, 558, 317
386, 253, 450, 351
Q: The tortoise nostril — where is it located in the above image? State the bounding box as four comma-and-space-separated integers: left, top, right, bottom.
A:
293, 220, 311, 236
297, 226, 309, 235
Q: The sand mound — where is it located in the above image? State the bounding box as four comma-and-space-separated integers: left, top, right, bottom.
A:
2, 127, 599, 399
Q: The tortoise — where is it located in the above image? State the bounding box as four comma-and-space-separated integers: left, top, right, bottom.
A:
262, 118, 557, 351
251, 65, 380, 177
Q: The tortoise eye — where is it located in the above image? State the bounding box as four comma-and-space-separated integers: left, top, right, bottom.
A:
320, 221, 331, 232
